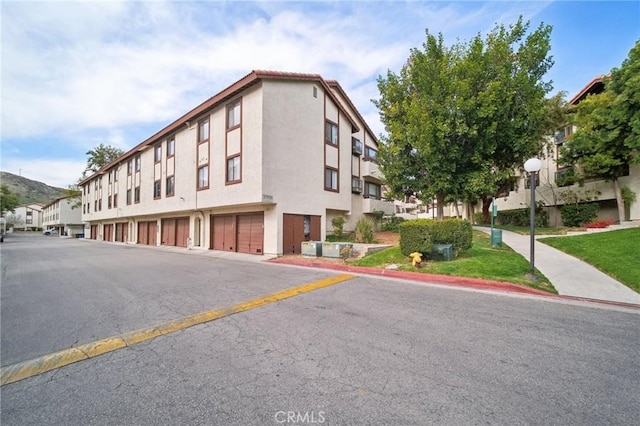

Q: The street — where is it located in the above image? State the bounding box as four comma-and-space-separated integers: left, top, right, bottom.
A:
1, 234, 639, 425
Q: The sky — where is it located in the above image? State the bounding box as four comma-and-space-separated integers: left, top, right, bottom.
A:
1, 0, 639, 188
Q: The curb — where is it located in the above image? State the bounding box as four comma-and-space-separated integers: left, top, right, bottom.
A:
268, 258, 640, 309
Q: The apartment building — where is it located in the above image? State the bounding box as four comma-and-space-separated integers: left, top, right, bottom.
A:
79, 71, 393, 255
490, 75, 640, 225
42, 196, 83, 236
11, 203, 44, 231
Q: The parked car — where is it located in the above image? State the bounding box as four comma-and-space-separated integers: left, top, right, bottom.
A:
42, 228, 59, 236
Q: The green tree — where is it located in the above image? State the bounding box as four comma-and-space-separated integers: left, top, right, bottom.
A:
561, 40, 640, 221
83, 143, 124, 178
375, 17, 555, 220
0, 184, 20, 217
63, 184, 82, 209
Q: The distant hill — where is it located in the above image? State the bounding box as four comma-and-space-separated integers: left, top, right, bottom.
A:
0, 171, 67, 205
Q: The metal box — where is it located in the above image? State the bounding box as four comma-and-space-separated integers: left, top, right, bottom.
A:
322, 242, 353, 258
301, 241, 322, 257
432, 243, 453, 261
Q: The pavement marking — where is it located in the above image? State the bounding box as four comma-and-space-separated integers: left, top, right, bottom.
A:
1, 273, 355, 386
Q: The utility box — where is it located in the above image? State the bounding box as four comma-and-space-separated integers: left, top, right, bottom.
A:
301, 241, 322, 257
322, 242, 353, 258
491, 229, 503, 248
432, 243, 453, 261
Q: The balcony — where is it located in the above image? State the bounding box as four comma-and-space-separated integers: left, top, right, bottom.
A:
362, 197, 394, 215
362, 160, 382, 181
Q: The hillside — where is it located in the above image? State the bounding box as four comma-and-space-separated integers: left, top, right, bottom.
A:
0, 171, 67, 205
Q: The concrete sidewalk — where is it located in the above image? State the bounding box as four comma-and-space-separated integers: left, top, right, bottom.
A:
476, 227, 640, 304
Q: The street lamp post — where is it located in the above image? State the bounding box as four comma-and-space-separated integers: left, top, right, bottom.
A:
524, 158, 542, 280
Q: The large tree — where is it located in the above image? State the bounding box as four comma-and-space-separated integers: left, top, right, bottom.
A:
375, 17, 555, 220
561, 40, 640, 221
0, 184, 20, 217
83, 143, 124, 178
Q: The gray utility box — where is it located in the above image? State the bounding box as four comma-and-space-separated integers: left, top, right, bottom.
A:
491, 229, 503, 248
301, 241, 322, 257
322, 242, 353, 258
432, 243, 454, 261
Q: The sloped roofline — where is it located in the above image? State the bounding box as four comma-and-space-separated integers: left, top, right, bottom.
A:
80, 70, 361, 185
568, 74, 610, 105
325, 80, 379, 146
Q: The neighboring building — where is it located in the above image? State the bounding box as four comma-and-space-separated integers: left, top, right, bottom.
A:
42, 197, 83, 236
11, 203, 44, 231
79, 71, 393, 255
489, 75, 640, 225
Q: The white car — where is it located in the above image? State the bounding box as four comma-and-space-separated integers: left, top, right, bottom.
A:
42, 228, 59, 236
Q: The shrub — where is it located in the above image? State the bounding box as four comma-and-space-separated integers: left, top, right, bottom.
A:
354, 217, 375, 243
331, 216, 345, 239
398, 219, 472, 257
585, 218, 615, 228
380, 215, 405, 232
473, 212, 489, 225
497, 206, 548, 227
398, 219, 434, 256
560, 202, 599, 227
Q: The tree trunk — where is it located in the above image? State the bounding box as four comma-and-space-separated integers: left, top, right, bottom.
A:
454, 202, 461, 218
613, 179, 626, 222
467, 202, 475, 223
436, 193, 445, 220
481, 196, 492, 223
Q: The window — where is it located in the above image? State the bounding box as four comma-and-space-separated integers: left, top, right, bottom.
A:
325, 167, 338, 191
167, 137, 175, 157
364, 182, 381, 199
198, 117, 209, 144
108, 171, 112, 183
227, 156, 241, 183
134, 186, 140, 203
154, 180, 161, 199
197, 165, 209, 189
113, 194, 118, 208
524, 173, 540, 189
126, 189, 132, 205
114, 169, 118, 182
108, 195, 112, 209
87, 203, 90, 213
95, 180, 98, 190
364, 146, 378, 163
154, 145, 162, 163
127, 160, 132, 175
135, 155, 141, 172
227, 101, 241, 129
325, 121, 338, 146
166, 176, 175, 197
98, 199, 102, 211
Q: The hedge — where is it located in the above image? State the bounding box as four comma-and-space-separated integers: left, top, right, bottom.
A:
560, 202, 599, 227
398, 219, 472, 257
497, 207, 548, 227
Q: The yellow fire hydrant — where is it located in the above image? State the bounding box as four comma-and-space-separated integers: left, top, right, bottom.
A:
409, 252, 423, 268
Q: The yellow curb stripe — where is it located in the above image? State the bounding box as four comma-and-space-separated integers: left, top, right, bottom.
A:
1, 273, 354, 386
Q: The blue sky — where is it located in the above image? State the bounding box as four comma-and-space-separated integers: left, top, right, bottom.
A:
1, 1, 639, 188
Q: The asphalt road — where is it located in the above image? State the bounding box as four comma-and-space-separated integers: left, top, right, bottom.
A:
1, 233, 639, 425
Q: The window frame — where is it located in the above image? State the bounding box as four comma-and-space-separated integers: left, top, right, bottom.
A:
324, 167, 339, 192
166, 175, 175, 197
364, 181, 382, 200
167, 137, 175, 157
227, 100, 241, 130
153, 180, 161, 199
134, 186, 140, 204
198, 117, 210, 144
126, 189, 132, 205
325, 121, 339, 146
226, 155, 241, 184
197, 165, 209, 190
154, 145, 162, 163
134, 155, 141, 172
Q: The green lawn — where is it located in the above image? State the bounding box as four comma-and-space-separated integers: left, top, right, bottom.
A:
539, 228, 640, 292
352, 231, 556, 293
476, 224, 583, 235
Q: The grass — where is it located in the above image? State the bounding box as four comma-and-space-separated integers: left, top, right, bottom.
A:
351, 231, 556, 293
539, 228, 640, 292
476, 224, 583, 235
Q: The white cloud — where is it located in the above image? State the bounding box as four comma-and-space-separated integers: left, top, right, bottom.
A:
2, 158, 85, 188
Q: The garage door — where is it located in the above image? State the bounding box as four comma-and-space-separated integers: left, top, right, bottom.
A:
283, 214, 321, 255
90, 225, 98, 240
237, 213, 264, 254
161, 217, 190, 247
211, 215, 235, 252
115, 222, 128, 242
103, 224, 114, 242
138, 221, 157, 246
